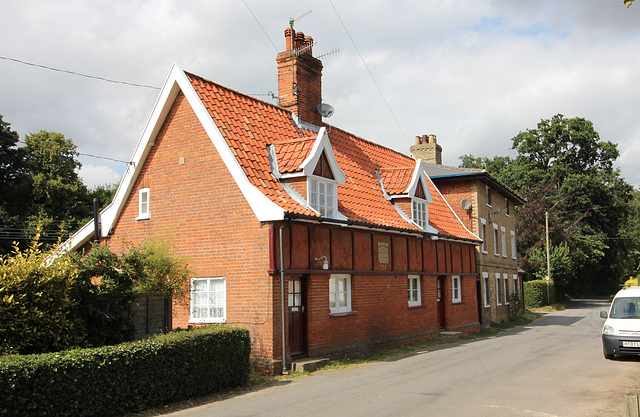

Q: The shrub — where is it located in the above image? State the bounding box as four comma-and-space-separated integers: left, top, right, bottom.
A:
0, 326, 251, 417
0, 242, 85, 355
524, 279, 556, 308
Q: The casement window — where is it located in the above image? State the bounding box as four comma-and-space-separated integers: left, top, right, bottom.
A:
501, 226, 507, 258
190, 277, 226, 323
513, 274, 519, 296
505, 199, 510, 216
408, 275, 421, 307
137, 188, 150, 220
411, 177, 429, 230
309, 177, 336, 218
483, 272, 490, 307
486, 186, 492, 207
503, 273, 509, 305
495, 273, 502, 306
329, 274, 351, 314
412, 199, 428, 230
480, 218, 488, 254
493, 224, 500, 256
452, 276, 462, 303
511, 230, 517, 260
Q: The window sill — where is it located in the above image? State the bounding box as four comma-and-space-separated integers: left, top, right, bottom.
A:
452, 300, 463, 305
484, 305, 491, 309
329, 311, 356, 318
408, 304, 425, 310
136, 215, 150, 221
189, 319, 226, 324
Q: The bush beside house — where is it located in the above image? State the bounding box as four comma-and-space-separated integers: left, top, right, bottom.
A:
0, 326, 251, 417
524, 279, 556, 308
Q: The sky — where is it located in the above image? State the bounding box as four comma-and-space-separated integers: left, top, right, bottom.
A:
2, 0, 640, 190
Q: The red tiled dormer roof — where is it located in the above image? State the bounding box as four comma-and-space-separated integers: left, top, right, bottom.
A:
272, 137, 316, 174
187, 72, 478, 242
379, 168, 414, 196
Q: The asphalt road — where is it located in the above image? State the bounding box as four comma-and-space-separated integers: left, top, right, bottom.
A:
157, 299, 639, 417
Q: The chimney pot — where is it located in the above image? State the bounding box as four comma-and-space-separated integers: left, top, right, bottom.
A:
284, 28, 294, 51
295, 32, 306, 50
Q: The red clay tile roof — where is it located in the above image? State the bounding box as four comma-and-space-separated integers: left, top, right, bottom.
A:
273, 137, 315, 174
187, 72, 478, 242
379, 168, 413, 195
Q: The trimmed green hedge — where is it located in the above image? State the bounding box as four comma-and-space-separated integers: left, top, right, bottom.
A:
0, 326, 250, 417
524, 279, 556, 308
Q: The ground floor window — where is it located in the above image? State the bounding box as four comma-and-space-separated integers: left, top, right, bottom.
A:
190, 277, 226, 323
503, 273, 509, 305
408, 275, 421, 307
452, 276, 462, 303
329, 274, 351, 314
495, 273, 502, 306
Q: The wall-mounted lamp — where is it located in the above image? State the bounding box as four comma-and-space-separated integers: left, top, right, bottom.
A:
315, 256, 329, 270
489, 208, 508, 223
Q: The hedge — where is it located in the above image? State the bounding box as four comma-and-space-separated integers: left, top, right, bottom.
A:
524, 279, 556, 309
0, 326, 251, 417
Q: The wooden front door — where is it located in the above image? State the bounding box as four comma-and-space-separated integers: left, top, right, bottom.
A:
437, 277, 446, 329
287, 276, 307, 357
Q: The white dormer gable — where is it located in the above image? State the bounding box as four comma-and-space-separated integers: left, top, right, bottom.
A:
406, 160, 433, 203
300, 127, 346, 185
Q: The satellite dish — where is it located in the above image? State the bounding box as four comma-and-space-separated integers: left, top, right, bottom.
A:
317, 103, 334, 118
461, 199, 472, 211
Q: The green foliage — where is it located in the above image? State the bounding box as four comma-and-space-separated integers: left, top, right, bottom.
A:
524, 279, 556, 308
528, 242, 573, 288
0, 326, 251, 417
126, 237, 193, 299
0, 241, 85, 355
462, 114, 635, 295
1, 238, 194, 354
73, 245, 137, 347
88, 183, 118, 209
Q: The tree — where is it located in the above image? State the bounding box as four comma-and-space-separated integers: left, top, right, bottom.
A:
461, 114, 633, 295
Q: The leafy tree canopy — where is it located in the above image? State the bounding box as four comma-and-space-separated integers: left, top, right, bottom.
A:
460, 114, 635, 295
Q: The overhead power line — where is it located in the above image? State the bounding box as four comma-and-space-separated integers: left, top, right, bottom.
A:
0, 56, 161, 90
242, 0, 279, 53
328, 0, 410, 146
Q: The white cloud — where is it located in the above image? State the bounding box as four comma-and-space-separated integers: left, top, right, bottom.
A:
78, 163, 122, 190
2, 0, 640, 188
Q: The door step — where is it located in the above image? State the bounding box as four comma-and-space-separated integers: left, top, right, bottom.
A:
289, 357, 331, 373
439, 331, 462, 339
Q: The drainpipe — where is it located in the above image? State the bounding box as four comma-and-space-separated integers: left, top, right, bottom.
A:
279, 219, 291, 374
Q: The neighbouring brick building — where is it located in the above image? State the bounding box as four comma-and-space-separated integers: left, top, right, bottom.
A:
66, 28, 482, 374
411, 135, 526, 326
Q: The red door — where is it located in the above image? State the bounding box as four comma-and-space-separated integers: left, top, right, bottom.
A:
287, 276, 307, 357
437, 277, 446, 329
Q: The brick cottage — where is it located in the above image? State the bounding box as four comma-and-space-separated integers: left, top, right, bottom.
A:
66, 28, 481, 374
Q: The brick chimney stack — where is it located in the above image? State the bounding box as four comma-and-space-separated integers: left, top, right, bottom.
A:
277, 28, 323, 125
411, 134, 442, 164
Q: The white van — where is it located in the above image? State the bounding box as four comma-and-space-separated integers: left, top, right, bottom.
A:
601, 286, 640, 359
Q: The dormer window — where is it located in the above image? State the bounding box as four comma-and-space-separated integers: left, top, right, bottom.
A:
412, 180, 428, 229
309, 176, 336, 218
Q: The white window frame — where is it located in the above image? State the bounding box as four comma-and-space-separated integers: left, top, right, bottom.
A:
511, 230, 517, 260
513, 274, 519, 296
480, 218, 488, 254
501, 226, 507, 258
495, 273, 502, 306
505, 198, 510, 216
486, 186, 492, 207
483, 272, 490, 307
503, 273, 509, 305
308, 176, 337, 219
493, 223, 500, 256
329, 274, 352, 314
137, 188, 150, 220
190, 277, 226, 324
452, 276, 462, 303
408, 275, 421, 307
412, 199, 428, 230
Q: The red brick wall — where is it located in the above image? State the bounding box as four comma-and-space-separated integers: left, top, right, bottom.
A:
104, 92, 278, 369
435, 181, 476, 232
